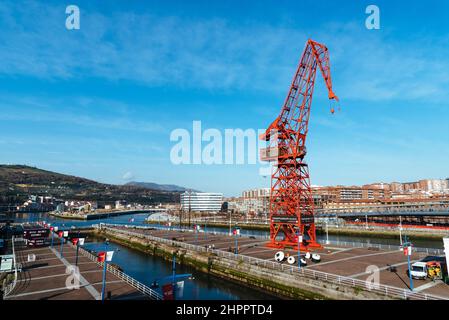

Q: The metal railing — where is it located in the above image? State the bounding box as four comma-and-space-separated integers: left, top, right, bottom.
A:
75, 243, 162, 300
99, 224, 448, 301
106, 223, 445, 255
3, 236, 21, 297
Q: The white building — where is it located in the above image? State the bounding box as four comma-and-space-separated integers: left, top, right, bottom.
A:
419, 179, 449, 193
180, 192, 223, 213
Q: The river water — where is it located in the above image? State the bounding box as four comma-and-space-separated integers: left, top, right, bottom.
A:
5, 211, 445, 299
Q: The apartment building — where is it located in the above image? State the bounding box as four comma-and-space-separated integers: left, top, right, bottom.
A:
180, 192, 223, 213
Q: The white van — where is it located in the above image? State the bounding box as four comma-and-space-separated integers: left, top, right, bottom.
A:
410, 262, 427, 280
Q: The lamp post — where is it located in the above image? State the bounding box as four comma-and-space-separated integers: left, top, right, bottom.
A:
403, 236, 414, 292
99, 250, 114, 302
297, 233, 303, 270
50, 227, 54, 248
325, 219, 330, 245
233, 226, 240, 255
74, 237, 84, 267
101, 252, 107, 302
399, 215, 403, 246
172, 253, 177, 300
58, 231, 64, 258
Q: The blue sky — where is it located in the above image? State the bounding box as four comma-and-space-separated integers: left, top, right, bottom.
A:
1, 0, 449, 196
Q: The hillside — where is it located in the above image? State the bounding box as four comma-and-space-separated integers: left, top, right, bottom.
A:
125, 181, 197, 192
0, 165, 180, 205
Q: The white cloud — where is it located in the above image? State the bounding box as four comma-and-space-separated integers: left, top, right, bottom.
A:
0, 2, 448, 104
0, 95, 165, 133
122, 171, 135, 181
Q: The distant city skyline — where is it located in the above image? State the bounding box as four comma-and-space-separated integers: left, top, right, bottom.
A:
1, 1, 449, 197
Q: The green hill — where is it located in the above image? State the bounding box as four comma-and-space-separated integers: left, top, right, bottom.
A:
0, 165, 180, 205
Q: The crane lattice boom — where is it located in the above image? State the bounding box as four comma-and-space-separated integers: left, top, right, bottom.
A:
260, 39, 338, 250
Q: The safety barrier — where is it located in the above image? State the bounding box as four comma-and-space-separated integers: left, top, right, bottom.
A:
3, 236, 21, 297
99, 224, 448, 301
105, 223, 445, 255
75, 243, 162, 300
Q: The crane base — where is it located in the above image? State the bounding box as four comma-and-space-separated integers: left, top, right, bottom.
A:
266, 240, 322, 251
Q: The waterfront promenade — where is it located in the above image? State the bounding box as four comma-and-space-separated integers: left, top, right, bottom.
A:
4, 238, 161, 300
99, 224, 449, 300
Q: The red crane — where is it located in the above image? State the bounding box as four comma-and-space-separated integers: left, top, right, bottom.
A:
260, 39, 339, 250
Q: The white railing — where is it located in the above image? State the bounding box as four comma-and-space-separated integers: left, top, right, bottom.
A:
324, 239, 445, 256
75, 243, 162, 300
103, 223, 445, 255
3, 236, 20, 297
99, 224, 448, 301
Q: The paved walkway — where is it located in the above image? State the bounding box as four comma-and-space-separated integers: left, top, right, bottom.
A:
6, 239, 149, 300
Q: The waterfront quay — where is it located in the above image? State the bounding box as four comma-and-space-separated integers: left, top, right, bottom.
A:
49, 208, 165, 221
96, 224, 449, 300
4, 237, 161, 300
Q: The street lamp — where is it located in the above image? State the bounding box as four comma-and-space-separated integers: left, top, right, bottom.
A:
297, 233, 303, 270
50, 226, 54, 248
58, 231, 64, 257
72, 237, 85, 266
403, 236, 414, 292
98, 250, 114, 302
233, 226, 240, 255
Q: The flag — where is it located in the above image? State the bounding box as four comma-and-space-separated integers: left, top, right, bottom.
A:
78, 238, 85, 246
71, 238, 79, 246
162, 284, 174, 300
63, 231, 69, 237
403, 246, 412, 256
176, 281, 184, 298
106, 251, 114, 262
97, 251, 106, 262
58, 231, 63, 238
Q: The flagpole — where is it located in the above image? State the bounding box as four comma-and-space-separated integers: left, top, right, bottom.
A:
404, 236, 414, 291
101, 257, 107, 301
75, 242, 79, 266
60, 235, 64, 258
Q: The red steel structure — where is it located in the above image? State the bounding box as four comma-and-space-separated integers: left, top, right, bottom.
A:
260, 39, 339, 250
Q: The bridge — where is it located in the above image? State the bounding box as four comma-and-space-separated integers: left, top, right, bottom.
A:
314, 202, 449, 228
315, 201, 449, 217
